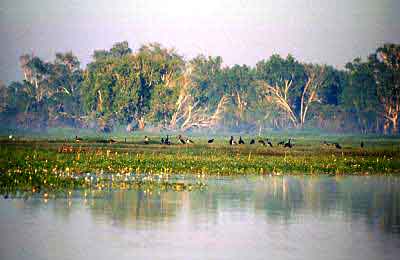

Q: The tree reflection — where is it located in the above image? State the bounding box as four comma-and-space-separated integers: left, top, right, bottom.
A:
24, 176, 400, 235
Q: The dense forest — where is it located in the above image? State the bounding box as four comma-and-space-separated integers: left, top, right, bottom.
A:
0, 42, 399, 134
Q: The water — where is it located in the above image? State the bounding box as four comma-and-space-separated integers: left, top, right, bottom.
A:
1, 176, 399, 260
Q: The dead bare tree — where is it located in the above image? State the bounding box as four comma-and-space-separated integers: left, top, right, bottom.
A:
258, 65, 327, 128
258, 79, 299, 127
300, 65, 326, 126
169, 66, 228, 131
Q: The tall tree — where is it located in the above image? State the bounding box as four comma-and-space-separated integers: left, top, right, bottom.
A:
369, 44, 400, 134
255, 54, 305, 128
344, 58, 381, 133
220, 65, 255, 127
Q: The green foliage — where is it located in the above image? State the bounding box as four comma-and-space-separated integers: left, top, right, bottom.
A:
2, 42, 400, 134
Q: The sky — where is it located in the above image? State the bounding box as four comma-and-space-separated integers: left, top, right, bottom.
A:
0, 0, 400, 83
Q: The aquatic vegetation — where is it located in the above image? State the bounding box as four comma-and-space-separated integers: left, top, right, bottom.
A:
0, 137, 399, 197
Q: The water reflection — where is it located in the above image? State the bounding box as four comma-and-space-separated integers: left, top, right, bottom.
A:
63, 176, 400, 234
1, 176, 400, 260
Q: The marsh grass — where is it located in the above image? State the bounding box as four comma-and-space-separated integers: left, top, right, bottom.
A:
1, 134, 399, 197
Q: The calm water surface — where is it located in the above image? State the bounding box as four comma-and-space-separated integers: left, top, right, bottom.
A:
1, 175, 399, 260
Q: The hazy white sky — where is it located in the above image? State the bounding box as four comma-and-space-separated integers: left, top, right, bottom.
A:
1, 0, 400, 83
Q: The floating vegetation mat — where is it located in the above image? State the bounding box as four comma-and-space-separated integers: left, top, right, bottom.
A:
0, 171, 207, 199
1, 139, 400, 198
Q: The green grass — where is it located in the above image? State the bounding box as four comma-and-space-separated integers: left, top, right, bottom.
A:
1, 133, 399, 197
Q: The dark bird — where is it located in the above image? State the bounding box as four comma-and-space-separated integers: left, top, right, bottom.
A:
250, 139, 255, 144
361, 141, 364, 148
334, 142, 342, 149
266, 138, 273, 147
284, 138, 293, 148
229, 136, 237, 145
164, 135, 171, 145
258, 140, 266, 146
208, 139, 214, 144
277, 140, 285, 146
144, 136, 150, 144
75, 135, 83, 142
178, 134, 186, 144
161, 138, 164, 144
323, 141, 331, 146
238, 136, 245, 145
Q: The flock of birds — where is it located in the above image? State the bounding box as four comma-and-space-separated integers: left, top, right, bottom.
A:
5, 134, 362, 149
135, 135, 358, 149
4, 134, 367, 150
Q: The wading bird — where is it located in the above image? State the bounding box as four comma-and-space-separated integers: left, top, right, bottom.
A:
284, 138, 293, 148
164, 135, 171, 145
229, 136, 237, 145
178, 134, 194, 144
238, 136, 245, 144
178, 134, 186, 144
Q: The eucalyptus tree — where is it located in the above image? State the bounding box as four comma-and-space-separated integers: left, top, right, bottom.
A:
256, 54, 332, 128
129, 43, 183, 129
306, 66, 347, 130
82, 42, 183, 130
220, 64, 255, 128
343, 59, 381, 133
255, 54, 305, 128
81, 55, 120, 129
19, 55, 52, 103
168, 55, 230, 131
369, 43, 400, 134
50, 52, 83, 117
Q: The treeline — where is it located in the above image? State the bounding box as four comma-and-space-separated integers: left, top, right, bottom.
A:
0, 42, 399, 134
